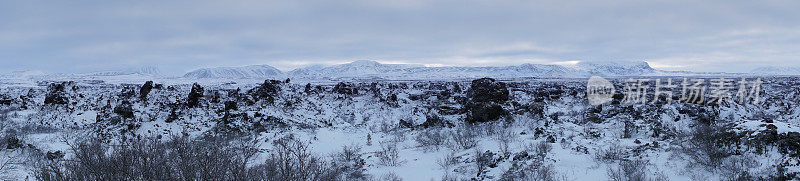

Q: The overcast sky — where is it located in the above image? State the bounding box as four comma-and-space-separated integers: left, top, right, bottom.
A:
1, 0, 799, 75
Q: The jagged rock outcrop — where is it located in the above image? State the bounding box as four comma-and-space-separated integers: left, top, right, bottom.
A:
44, 82, 70, 105
467, 78, 509, 103
333, 82, 358, 95
140, 81, 154, 100
466, 78, 509, 123
248, 80, 282, 103
113, 101, 135, 119
187, 83, 204, 107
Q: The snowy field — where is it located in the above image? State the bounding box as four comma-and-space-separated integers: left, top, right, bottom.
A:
1, 75, 800, 180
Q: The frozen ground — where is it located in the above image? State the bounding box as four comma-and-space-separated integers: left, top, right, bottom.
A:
1, 75, 800, 180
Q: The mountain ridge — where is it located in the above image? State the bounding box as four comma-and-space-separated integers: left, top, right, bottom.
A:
179, 60, 723, 79
183, 64, 285, 79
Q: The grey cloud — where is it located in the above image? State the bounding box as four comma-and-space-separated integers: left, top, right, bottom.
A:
1, 0, 798, 75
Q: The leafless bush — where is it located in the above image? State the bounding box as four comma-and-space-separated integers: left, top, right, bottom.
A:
390, 129, 407, 143
376, 120, 396, 134
525, 141, 552, 161
41, 134, 349, 180
29, 150, 66, 181
381, 172, 403, 181
449, 126, 477, 150
0, 108, 10, 131
0, 150, 27, 180
437, 151, 460, 171
440, 172, 461, 181
415, 128, 446, 151
376, 141, 401, 166
1, 129, 24, 150
595, 142, 625, 163
606, 159, 650, 181
259, 135, 344, 180
332, 144, 367, 180
500, 141, 556, 181
61, 135, 261, 180
684, 122, 732, 169
495, 128, 517, 156
499, 158, 557, 181
525, 164, 557, 181
718, 156, 759, 181
474, 148, 497, 175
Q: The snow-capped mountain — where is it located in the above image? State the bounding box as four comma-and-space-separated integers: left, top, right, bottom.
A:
184, 65, 285, 79
751, 66, 800, 75
573, 61, 656, 76
4, 70, 47, 78
288, 64, 326, 78
1, 60, 732, 81
288, 60, 424, 79
86, 66, 163, 76
288, 60, 658, 79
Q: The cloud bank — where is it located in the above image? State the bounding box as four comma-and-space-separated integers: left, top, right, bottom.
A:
1, 0, 798, 75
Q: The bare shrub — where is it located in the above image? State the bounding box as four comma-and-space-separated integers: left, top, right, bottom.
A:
390, 129, 407, 143
595, 142, 625, 163
441, 172, 461, 181
0, 108, 10, 131
495, 128, 517, 156
62, 135, 261, 180
499, 159, 557, 181
449, 126, 477, 150
501, 141, 556, 181
376, 141, 401, 166
684, 122, 731, 169
606, 159, 649, 181
437, 151, 460, 171
377, 120, 396, 134
333, 144, 367, 180
525, 141, 552, 161
474, 148, 498, 175
0, 150, 28, 180
1, 129, 24, 150
415, 128, 446, 151
381, 172, 403, 181
718, 156, 759, 181
45, 134, 348, 180
259, 135, 344, 180
526, 164, 557, 181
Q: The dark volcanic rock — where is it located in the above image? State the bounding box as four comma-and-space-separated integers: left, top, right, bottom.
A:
44, 82, 69, 105
467, 78, 509, 103
224, 100, 238, 111
187, 83, 204, 107
0, 94, 13, 105
399, 119, 414, 129
465, 78, 509, 123
113, 101, 135, 119
140, 81, 153, 100
46, 151, 65, 160
304, 83, 313, 93
466, 103, 508, 123
248, 80, 282, 103
4, 134, 23, 149
418, 115, 453, 128
166, 109, 180, 123
333, 82, 358, 95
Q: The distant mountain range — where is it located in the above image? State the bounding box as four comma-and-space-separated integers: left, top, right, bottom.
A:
182, 60, 663, 79
183, 65, 283, 79
5, 61, 800, 81
85, 66, 162, 76
751, 66, 800, 76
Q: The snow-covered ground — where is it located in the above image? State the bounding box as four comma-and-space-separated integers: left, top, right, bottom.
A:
1, 75, 800, 180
